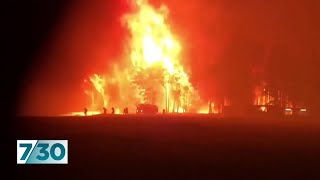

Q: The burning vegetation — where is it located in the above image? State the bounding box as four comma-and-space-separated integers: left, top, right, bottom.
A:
67, 0, 308, 116
252, 80, 308, 116
80, 0, 201, 114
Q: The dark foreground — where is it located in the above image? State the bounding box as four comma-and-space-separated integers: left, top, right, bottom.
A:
9, 115, 320, 179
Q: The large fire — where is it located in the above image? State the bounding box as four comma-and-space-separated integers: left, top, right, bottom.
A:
65, 0, 306, 116
77, 0, 202, 115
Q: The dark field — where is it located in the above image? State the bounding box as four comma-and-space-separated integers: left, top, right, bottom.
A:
10, 115, 320, 179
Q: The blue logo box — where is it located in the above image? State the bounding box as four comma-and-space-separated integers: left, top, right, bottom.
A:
17, 140, 68, 164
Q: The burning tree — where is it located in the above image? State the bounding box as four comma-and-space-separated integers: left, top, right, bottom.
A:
81, 0, 200, 113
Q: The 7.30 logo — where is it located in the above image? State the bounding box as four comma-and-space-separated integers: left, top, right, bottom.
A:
17, 140, 68, 164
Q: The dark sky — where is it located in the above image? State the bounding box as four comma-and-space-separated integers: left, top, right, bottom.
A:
12, 0, 320, 116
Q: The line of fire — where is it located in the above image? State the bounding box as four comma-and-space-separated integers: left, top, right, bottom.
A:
66, 0, 308, 117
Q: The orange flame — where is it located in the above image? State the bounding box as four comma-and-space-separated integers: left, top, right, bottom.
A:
78, 0, 201, 115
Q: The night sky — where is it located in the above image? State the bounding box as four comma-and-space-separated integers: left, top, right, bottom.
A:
10, 0, 320, 116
